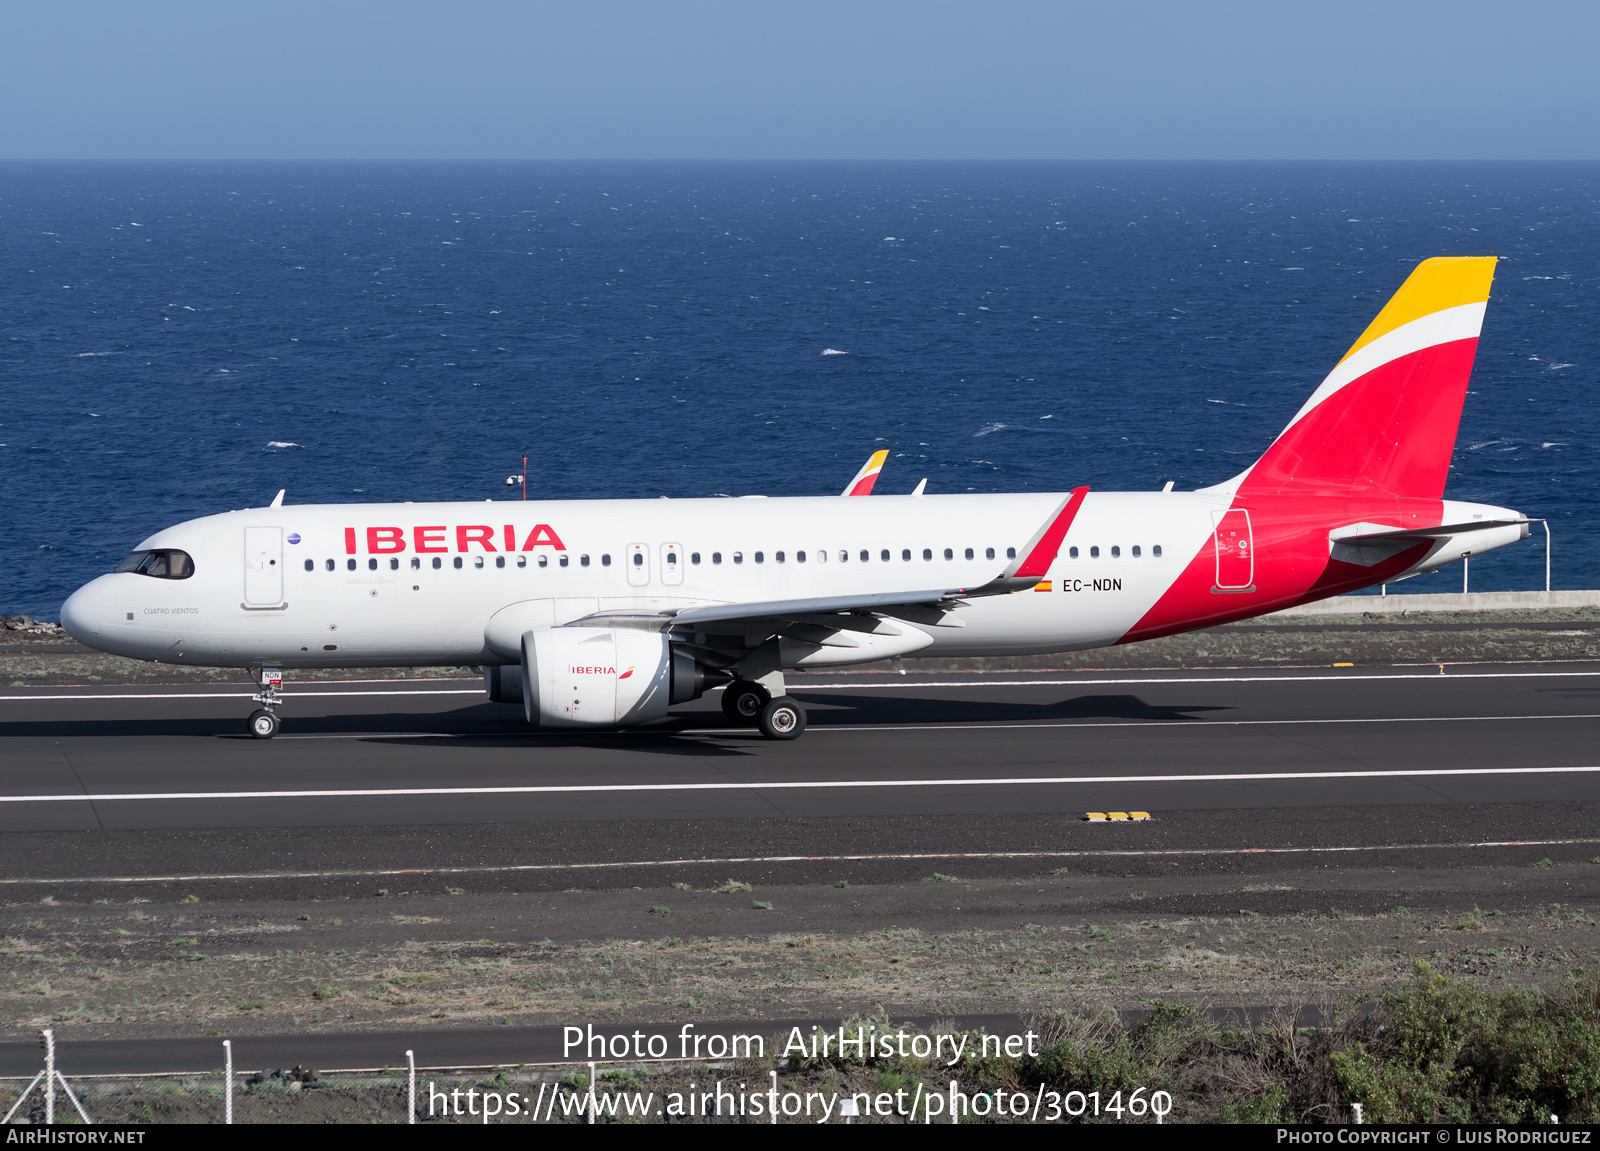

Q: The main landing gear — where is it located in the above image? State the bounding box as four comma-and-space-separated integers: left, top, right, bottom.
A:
721, 680, 807, 741
248, 666, 283, 739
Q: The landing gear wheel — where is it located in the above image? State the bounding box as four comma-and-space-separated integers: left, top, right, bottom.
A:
248, 709, 281, 740
758, 696, 806, 741
721, 680, 770, 726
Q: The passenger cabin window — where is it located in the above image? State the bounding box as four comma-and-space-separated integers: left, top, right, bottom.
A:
475, 556, 485, 568
944, 548, 954, 560
411, 557, 420, 569
901, 549, 911, 561
453, 556, 463, 569
559, 555, 569, 567
1111, 546, 1121, 558
775, 551, 785, 563
517, 555, 526, 567
986, 547, 995, 560
495, 556, 505, 568
326, 559, 335, 572
1069, 546, 1079, 558
538, 555, 548, 567
1090, 546, 1099, 558
860, 550, 870, 562
691, 553, 701, 565
712, 552, 722, 564
733, 552, 743, 564
1132, 546, 1141, 557
1006, 547, 1016, 559
634, 552, 646, 565
1153, 545, 1163, 557
754, 551, 764, 564
880, 550, 889, 562
432, 557, 443, 569
304, 559, 314, 572
368, 558, 378, 571
601, 554, 610, 566
923, 548, 933, 561
347, 558, 357, 571
796, 551, 806, 563
965, 548, 974, 560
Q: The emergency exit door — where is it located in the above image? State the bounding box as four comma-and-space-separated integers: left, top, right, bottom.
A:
660, 543, 684, 586
1211, 508, 1254, 590
626, 543, 650, 587
244, 527, 284, 605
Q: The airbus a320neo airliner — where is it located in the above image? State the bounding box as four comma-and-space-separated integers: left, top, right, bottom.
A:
61, 257, 1530, 741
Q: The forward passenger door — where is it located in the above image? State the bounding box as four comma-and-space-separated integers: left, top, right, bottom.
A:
243, 527, 284, 606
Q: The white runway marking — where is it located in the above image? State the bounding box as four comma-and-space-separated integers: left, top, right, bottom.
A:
6, 764, 1600, 804
0, 690, 485, 702
2, 836, 1596, 887
795, 670, 1600, 690
267, 712, 1600, 740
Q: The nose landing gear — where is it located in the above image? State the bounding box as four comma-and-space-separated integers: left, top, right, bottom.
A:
248, 666, 283, 739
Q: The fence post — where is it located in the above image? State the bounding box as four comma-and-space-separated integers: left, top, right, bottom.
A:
1543, 520, 1552, 593
407, 1050, 416, 1124
43, 1029, 54, 1126
223, 1039, 233, 1125
1463, 554, 1470, 594
769, 1069, 778, 1125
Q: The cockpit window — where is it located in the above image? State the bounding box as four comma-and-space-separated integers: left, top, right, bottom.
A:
115, 549, 194, 579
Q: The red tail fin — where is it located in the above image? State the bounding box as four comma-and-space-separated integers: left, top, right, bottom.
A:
1233, 257, 1496, 499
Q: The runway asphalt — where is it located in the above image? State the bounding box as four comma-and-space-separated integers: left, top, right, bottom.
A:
4, 665, 1600, 840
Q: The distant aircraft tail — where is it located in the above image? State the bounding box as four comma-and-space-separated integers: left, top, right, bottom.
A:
842, 449, 890, 496
1226, 256, 1497, 500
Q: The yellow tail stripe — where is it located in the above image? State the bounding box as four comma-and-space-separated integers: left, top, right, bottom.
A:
865, 449, 888, 471
1339, 256, 1497, 365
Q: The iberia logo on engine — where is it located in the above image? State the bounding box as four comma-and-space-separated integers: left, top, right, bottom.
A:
570, 666, 616, 675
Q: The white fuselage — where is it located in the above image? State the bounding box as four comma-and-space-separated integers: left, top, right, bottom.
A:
61, 491, 1226, 669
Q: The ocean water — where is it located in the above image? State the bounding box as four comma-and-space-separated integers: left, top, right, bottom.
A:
2, 162, 1597, 620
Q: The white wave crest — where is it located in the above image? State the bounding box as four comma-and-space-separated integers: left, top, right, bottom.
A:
820, 348, 847, 356
265, 441, 301, 449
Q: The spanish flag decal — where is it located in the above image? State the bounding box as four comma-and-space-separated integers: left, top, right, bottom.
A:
1034, 580, 1053, 592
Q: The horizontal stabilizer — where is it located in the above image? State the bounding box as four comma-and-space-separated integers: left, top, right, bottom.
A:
1329, 518, 1530, 568
1333, 519, 1526, 546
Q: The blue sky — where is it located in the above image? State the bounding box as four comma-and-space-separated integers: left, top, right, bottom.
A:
2, 0, 1596, 159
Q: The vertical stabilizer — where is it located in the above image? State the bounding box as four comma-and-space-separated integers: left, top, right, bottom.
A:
1227, 257, 1496, 499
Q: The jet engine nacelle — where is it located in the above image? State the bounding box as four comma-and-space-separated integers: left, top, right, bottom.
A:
517, 627, 715, 727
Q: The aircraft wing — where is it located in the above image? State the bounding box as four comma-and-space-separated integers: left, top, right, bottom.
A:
841, 450, 890, 496
572, 486, 1090, 643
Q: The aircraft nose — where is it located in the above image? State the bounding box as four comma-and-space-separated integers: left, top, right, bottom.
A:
60, 579, 109, 643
